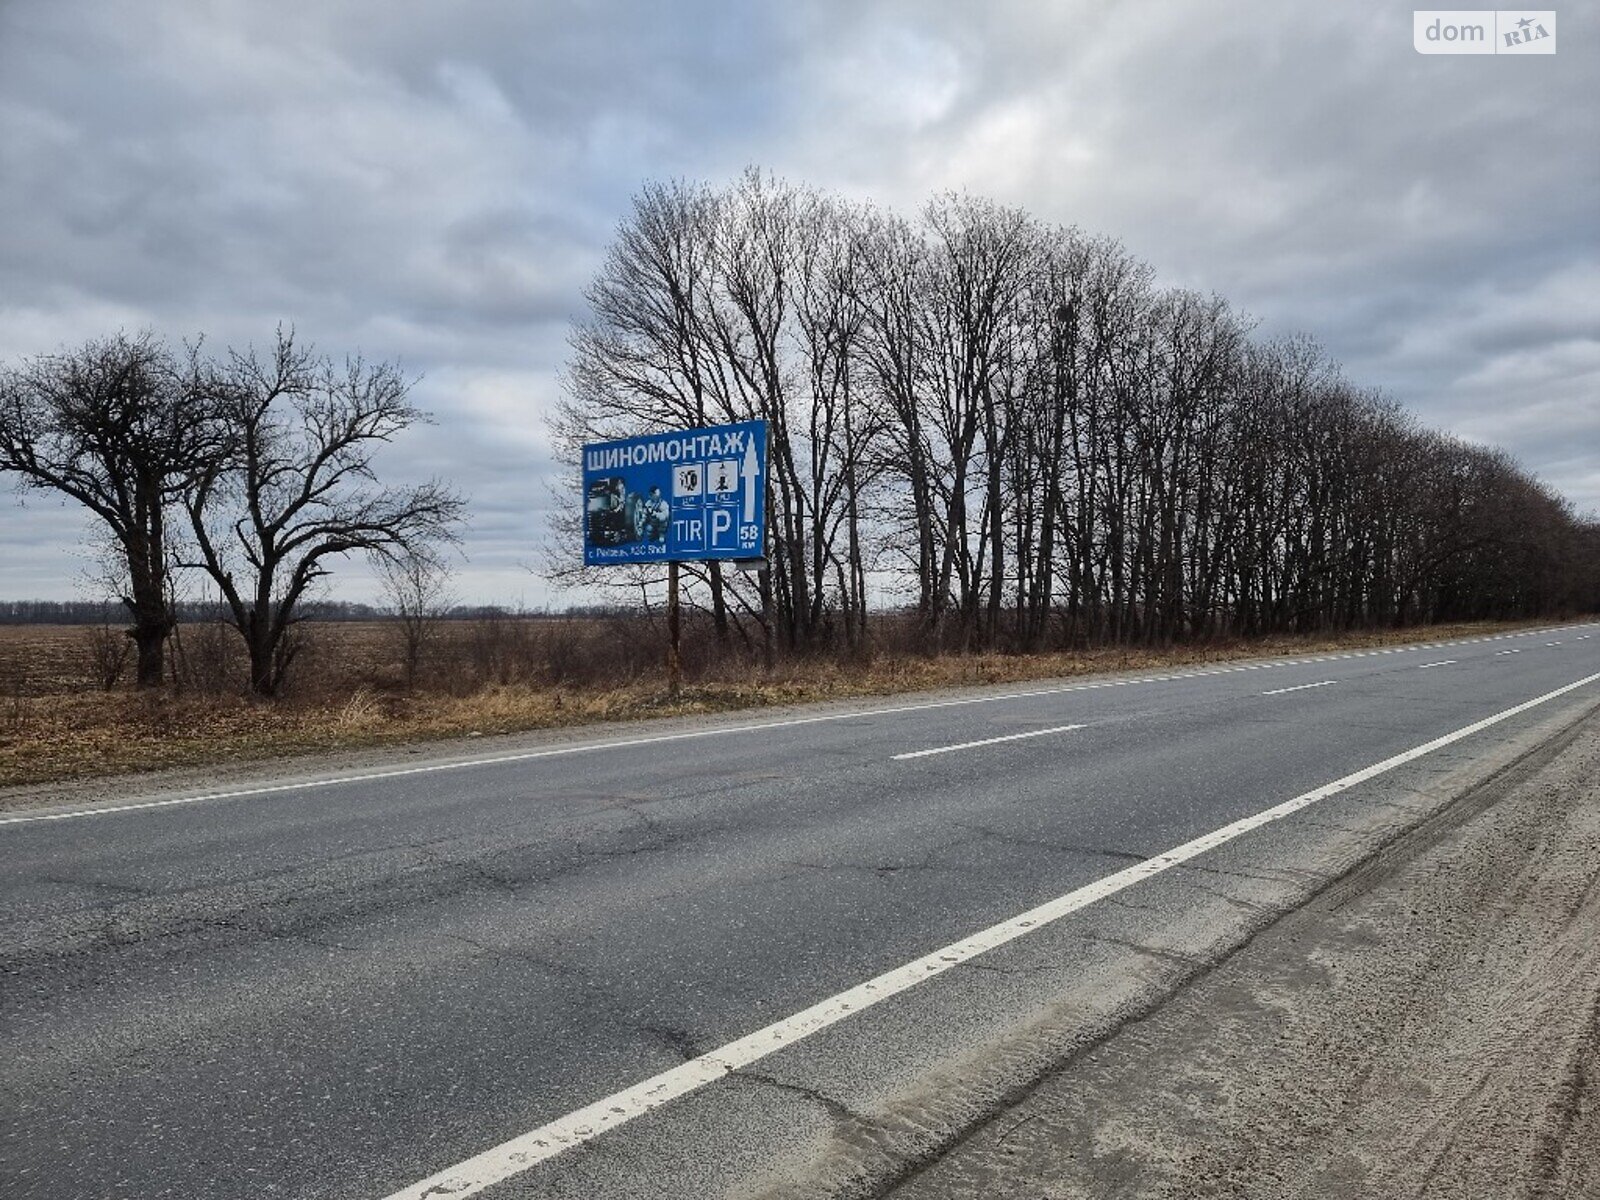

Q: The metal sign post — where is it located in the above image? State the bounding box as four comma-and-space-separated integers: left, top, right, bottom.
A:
666, 560, 681, 697
582, 420, 768, 694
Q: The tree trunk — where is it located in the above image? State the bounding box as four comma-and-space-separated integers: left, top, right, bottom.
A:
125, 520, 171, 688
246, 609, 278, 697
130, 622, 166, 688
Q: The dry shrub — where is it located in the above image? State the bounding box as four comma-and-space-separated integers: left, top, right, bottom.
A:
465, 610, 538, 687
538, 612, 662, 685
534, 616, 591, 685
171, 620, 241, 696
0, 652, 26, 734
274, 623, 319, 695
79, 623, 130, 691
336, 687, 381, 729
420, 612, 669, 693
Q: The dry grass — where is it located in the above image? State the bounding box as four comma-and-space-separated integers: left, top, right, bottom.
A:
0, 617, 1574, 789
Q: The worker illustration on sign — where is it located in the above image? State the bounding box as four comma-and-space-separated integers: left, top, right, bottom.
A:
639, 484, 670, 544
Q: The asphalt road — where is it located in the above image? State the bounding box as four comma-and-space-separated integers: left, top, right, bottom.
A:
4, 623, 1599, 1200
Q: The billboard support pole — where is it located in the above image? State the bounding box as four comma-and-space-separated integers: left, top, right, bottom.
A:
667, 560, 682, 697
759, 563, 775, 672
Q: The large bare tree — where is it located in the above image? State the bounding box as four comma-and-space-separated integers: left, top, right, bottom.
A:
557, 170, 1598, 655
0, 332, 211, 686
183, 330, 464, 695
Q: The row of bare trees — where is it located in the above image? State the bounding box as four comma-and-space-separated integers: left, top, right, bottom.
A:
556, 172, 1599, 652
0, 330, 463, 692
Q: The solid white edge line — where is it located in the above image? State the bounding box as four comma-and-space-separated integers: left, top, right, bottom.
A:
6, 621, 1597, 828
372, 668, 1600, 1200
1261, 680, 1337, 696
892, 723, 1086, 760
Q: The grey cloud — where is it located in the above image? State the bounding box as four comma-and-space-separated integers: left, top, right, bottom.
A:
1, 0, 1596, 604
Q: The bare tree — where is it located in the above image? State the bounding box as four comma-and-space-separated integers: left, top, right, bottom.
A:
379, 552, 455, 688
183, 329, 465, 696
0, 332, 212, 686
560, 178, 744, 642
557, 169, 1597, 656
790, 191, 882, 647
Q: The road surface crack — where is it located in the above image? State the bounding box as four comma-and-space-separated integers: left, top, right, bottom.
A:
730, 1067, 885, 1138
1085, 932, 1205, 971
1181, 861, 1306, 886
1176, 877, 1275, 915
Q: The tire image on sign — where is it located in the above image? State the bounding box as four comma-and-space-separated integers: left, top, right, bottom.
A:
586, 477, 638, 546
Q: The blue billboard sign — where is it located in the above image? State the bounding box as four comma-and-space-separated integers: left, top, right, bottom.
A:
582, 420, 767, 566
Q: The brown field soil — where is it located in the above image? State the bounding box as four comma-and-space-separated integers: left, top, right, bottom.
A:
0, 617, 1576, 789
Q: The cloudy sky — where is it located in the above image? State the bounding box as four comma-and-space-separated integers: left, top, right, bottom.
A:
2, 0, 1595, 605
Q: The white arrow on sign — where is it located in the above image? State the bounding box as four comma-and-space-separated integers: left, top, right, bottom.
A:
741, 436, 760, 524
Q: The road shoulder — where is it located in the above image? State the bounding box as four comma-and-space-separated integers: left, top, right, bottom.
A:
884, 703, 1600, 1199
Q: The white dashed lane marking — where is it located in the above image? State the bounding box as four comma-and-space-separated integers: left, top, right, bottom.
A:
893, 724, 1086, 761
373, 669, 1600, 1200
1262, 680, 1338, 696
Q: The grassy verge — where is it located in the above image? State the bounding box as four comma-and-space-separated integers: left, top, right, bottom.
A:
0, 620, 1573, 789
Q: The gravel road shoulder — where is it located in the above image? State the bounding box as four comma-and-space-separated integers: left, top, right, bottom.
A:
885, 705, 1600, 1199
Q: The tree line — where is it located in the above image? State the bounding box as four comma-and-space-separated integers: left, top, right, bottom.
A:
0, 331, 462, 692
557, 171, 1600, 652
0, 598, 407, 626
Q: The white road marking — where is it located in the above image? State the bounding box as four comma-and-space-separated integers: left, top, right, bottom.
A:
892, 724, 1086, 760
1261, 680, 1337, 696
373, 669, 1600, 1200
5, 620, 1596, 828
1418, 660, 1457, 669
1497, 649, 1521, 656
0, 688, 1190, 827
